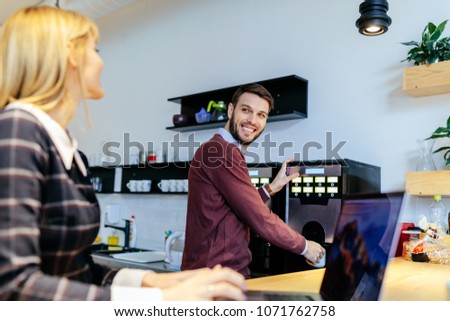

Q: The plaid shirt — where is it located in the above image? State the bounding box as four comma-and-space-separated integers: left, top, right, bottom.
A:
0, 103, 115, 300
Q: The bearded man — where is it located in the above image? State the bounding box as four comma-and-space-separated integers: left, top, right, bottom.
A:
181, 83, 324, 278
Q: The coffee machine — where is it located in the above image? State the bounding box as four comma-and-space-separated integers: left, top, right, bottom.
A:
248, 159, 381, 277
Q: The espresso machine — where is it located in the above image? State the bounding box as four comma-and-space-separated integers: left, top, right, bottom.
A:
248, 159, 381, 277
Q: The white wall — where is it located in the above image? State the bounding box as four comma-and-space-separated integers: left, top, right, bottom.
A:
96, 194, 187, 251
67, 0, 450, 241
70, 0, 450, 188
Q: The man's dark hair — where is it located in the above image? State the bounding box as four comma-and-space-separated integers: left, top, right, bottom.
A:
231, 83, 274, 112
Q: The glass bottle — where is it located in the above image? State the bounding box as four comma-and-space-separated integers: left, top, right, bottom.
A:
427, 195, 447, 237
416, 138, 436, 171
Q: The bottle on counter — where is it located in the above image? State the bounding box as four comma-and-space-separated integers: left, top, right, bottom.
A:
108, 231, 119, 246
129, 215, 137, 248
427, 195, 447, 237
447, 211, 450, 235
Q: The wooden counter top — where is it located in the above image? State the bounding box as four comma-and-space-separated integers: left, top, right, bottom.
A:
246, 257, 450, 300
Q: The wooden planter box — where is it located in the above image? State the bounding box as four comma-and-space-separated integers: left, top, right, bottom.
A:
403, 60, 450, 97
405, 170, 450, 196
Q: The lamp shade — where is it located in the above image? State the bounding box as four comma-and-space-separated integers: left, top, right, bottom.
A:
356, 0, 392, 36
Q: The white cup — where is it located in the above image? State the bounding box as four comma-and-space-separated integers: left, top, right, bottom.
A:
139, 180, 152, 192
169, 179, 177, 192
126, 180, 139, 192
175, 180, 184, 192
158, 179, 170, 192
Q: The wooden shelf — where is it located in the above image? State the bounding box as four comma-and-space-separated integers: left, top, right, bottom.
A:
405, 170, 450, 196
403, 60, 450, 97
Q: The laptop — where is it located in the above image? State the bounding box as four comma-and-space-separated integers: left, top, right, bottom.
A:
246, 191, 405, 301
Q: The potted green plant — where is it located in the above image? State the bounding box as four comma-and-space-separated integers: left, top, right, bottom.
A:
401, 20, 450, 97
426, 115, 450, 166
402, 20, 450, 65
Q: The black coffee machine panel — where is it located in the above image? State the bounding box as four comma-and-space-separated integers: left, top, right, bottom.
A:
286, 164, 343, 244
248, 159, 381, 277
248, 166, 273, 188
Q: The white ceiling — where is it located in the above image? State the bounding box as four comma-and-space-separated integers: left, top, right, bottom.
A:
0, 0, 141, 25
0, 0, 43, 25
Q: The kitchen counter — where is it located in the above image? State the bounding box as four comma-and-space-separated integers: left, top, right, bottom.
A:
246, 257, 450, 300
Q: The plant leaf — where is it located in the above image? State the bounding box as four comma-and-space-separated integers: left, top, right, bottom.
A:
436, 20, 448, 33
433, 146, 450, 154
430, 29, 442, 42
433, 126, 450, 134
427, 22, 437, 34
403, 20, 450, 65
401, 41, 419, 46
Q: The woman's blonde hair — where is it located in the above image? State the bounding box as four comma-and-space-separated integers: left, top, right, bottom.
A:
0, 6, 99, 124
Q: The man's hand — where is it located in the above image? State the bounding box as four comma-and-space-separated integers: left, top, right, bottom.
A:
303, 240, 326, 266
268, 157, 299, 194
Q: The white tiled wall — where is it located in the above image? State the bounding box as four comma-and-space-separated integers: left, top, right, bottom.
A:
96, 194, 188, 251
94, 192, 448, 252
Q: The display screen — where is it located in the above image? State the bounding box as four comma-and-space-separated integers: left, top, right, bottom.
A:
305, 168, 325, 175
248, 170, 259, 176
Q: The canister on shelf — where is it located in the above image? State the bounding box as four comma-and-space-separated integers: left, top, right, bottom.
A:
147, 151, 157, 163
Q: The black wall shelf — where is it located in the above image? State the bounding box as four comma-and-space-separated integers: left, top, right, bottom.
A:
89, 162, 190, 194
88, 162, 278, 194
166, 75, 308, 132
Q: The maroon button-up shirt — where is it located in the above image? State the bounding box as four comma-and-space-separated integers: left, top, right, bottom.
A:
181, 133, 306, 278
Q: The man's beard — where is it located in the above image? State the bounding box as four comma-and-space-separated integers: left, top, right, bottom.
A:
229, 111, 264, 147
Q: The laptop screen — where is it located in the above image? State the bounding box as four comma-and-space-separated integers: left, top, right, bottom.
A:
320, 192, 404, 301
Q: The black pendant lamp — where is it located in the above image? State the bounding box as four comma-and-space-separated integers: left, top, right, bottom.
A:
356, 0, 392, 36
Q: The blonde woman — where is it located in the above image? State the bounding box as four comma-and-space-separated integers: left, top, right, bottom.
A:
0, 6, 246, 301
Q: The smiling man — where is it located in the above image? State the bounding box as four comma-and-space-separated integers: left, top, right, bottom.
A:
181, 83, 325, 278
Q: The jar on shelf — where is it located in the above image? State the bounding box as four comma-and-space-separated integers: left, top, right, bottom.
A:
416, 138, 436, 171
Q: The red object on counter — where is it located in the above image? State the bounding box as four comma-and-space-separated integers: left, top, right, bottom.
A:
147, 153, 157, 163
395, 222, 415, 257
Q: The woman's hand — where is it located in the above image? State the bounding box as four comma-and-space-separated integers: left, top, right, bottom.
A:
142, 267, 214, 288
143, 265, 247, 301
